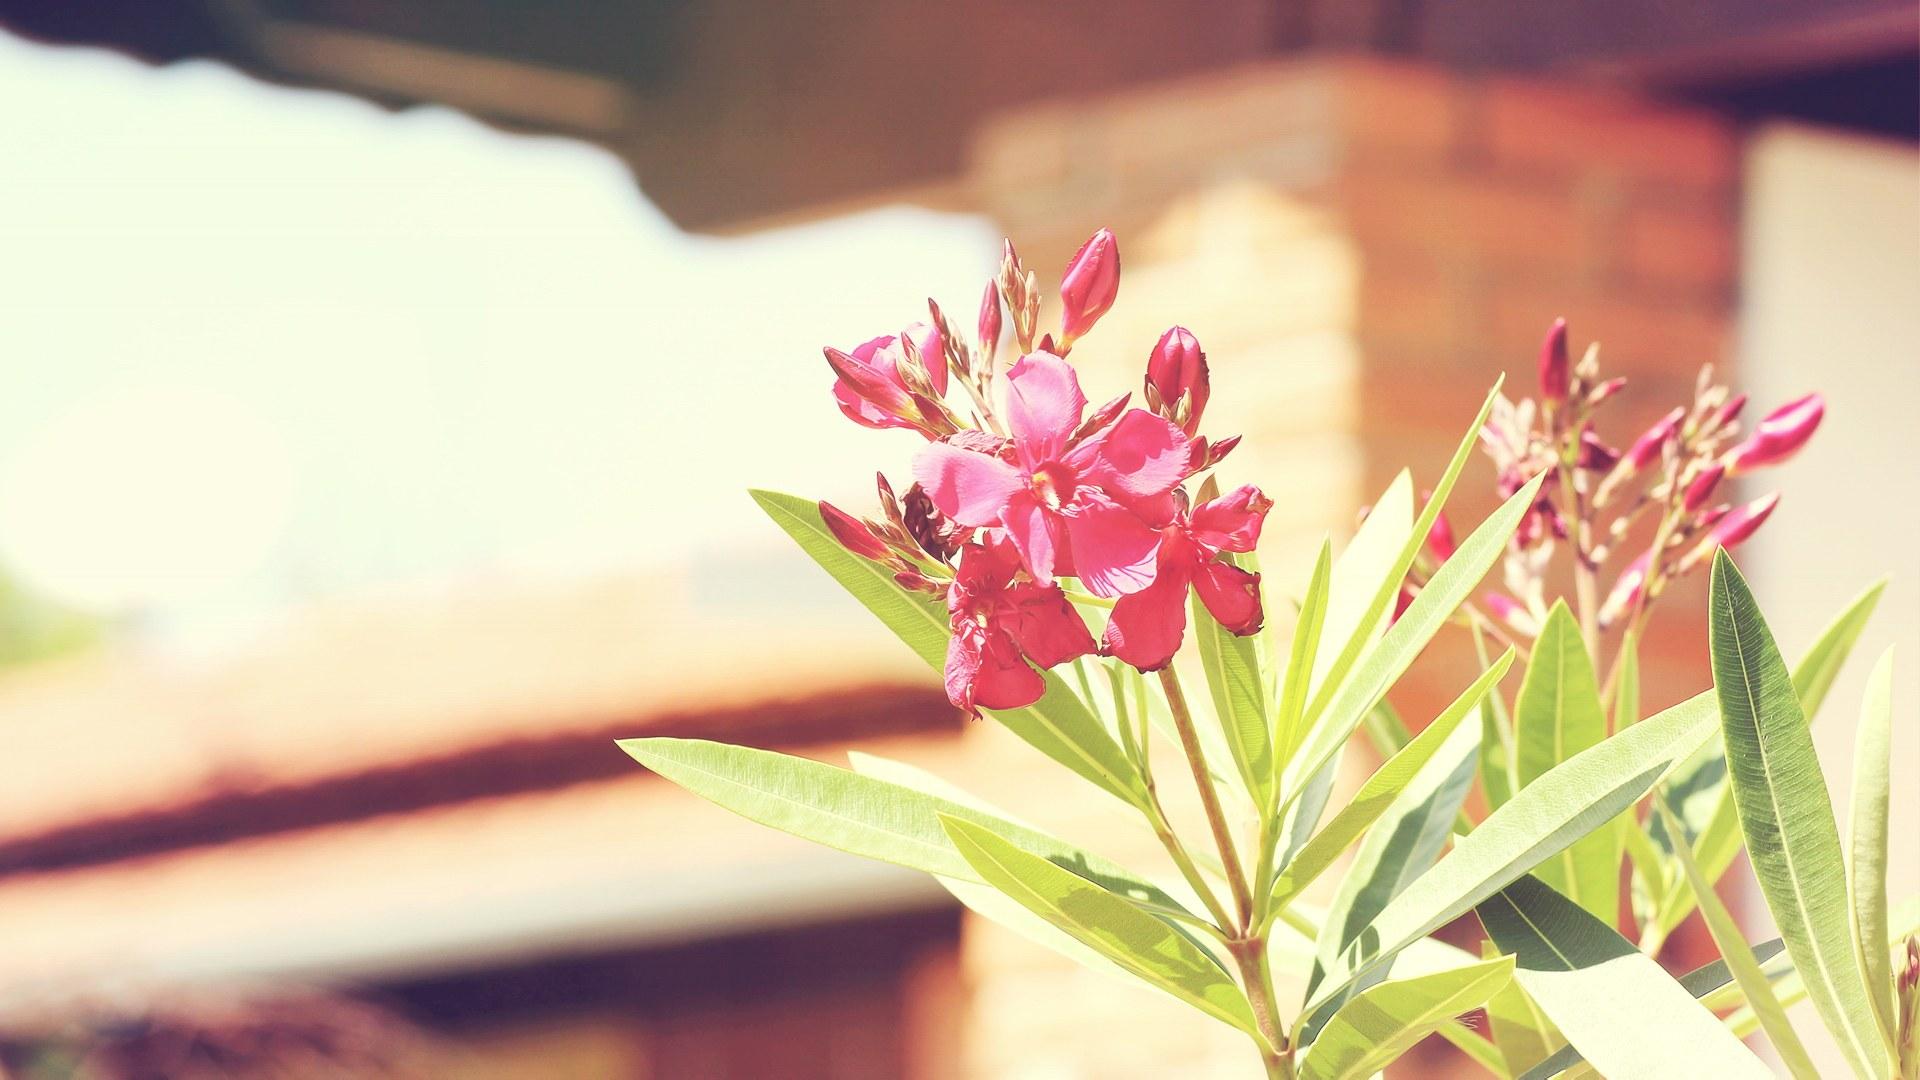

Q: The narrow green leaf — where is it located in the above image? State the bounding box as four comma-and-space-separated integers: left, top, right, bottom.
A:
1272, 653, 1514, 910
622, 738, 1182, 912
1304, 689, 1719, 1018
1516, 938, 1790, 1080
1513, 601, 1616, 923
1473, 624, 1517, 814
1710, 551, 1889, 1078
1273, 539, 1333, 769
1851, 647, 1897, 1044
1193, 552, 1272, 806
1622, 819, 1670, 929
1300, 956, 1514, 1080
1280, 470, 1546, 810
1479, 875, 1772, 1079
1656, 798, 1821, 1078
1654, 578, 1886, 937
1301, 382, 1504, 733
939, 815, 1261, 1038
1488, 974, 1561, 1078
751, 489, 1143, 806
1305, 692, 1481, 1034
1311, 473, 1413, 699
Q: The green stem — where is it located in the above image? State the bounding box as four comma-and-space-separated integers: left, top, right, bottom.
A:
1232, 937, 1294, 1077
1159, 666, 1256, 927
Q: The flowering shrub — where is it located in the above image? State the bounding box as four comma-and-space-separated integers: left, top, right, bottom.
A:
624, 229, 1917, 1078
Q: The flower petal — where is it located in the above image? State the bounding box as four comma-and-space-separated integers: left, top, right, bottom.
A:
1063, 494, 1161, 598
971, 631, 1046, 711
943, 626, 985, 712
1004, 351, 1087, 465
1193, 559, 1263, 635
1102, 552, 1191, 671
1000, 493, 1063, 586
1075, 409, 1191, 500
1005, 585, 1097, 669
1188, 484, 1272, 553
913, 442, 1023, 527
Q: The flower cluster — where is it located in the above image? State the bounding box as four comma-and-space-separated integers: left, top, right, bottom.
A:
1474, 318, 1822, 640
819, 230, 1271, 714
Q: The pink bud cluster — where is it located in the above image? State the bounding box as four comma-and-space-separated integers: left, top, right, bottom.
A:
1479, 319, 1823, 637
823, 230, 1271, 715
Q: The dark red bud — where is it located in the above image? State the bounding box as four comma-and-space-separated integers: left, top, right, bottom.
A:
1683, 462, 1726, 511
978, 280, 1003, 358
1539, 318, 1570, 404
1625, 407, 1686, 471
1145, 325, 1209, 436
820, 501, 890, 561
1578, 426, 1621, 471
1713, 392, 1748, 430
1726, 393, 1823, 473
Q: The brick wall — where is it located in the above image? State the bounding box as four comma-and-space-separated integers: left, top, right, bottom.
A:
938, 57, 1738, 1077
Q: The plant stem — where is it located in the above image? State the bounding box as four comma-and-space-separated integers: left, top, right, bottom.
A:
1158, 666, 1256, 926
1231, 937, 1294, 1077
1557, 462, 1602, 657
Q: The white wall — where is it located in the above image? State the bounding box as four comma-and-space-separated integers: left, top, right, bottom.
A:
1741, 122, 1919, 1065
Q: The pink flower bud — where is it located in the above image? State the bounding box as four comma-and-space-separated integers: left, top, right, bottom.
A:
1709, 492, 1779, 549
1539, 318, 1570, 404
1725, 393, 1823, 473
1578, 426, 1620, 471
1418, 488, 1456, 561
1145, 325, 1209, 435
1625, 407, 1686, 471
1713, 392, 1748, 430
1059, 228, 1120, 343
978, 280, 1003, 357
1599, 550, 1651, 629
1588, 377, 1628, 407
820, 501, 890, 561
1682, 462, 1725, 511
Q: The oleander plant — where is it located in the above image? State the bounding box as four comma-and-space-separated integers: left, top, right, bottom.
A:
622, 229, 1918, 1078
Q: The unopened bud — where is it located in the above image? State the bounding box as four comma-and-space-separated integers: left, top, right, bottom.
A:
1626, 407, 1686, 472
1484, 592, 1539, 636
1539, 319, 1570, 405
1578, 426, 1620, 471
1145, 326, 1209, 436
1588, 377, 1628, 407
1072, 392, 1133, 444
1599, 549, 1652, 629
820, 501, 890, 561
1420, 489, 1456, 561
977, 280, 1002, 366
1679, 493, 1779, 573
1059, 227, 1120, 344
1683, 462, 1726, 511
1713, 392, 1748, 431
1726, 393, 1823, 473
1204, 433, 1241, 467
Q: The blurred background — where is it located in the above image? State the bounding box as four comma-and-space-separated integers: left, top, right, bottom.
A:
0, 1, 1913, 1076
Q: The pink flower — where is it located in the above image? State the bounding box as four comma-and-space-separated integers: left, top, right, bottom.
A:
913, 352, 1190, 597
1678, 492, 1780, 573
1146, 326, 1210, 436
819, 501, 889, 561
828, 321, 948, 433
1059, 228, 1120, 344
1598, 550, 1651, 629
944, 536, 1096, 714
978, 281, 1003, 362
1682, 462, 1725, 511
1624, 407, 1685, 472
1725, 393, 1823, 473
1103, 486, 1270, 671
1421, 489, 1456, 561
1539, 318, 1569, 405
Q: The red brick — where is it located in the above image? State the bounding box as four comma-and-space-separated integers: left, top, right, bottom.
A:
1618, 202, 1738, 293
1476, 78, 1738, 192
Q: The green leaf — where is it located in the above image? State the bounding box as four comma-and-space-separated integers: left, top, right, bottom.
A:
621, 738, 1183, 914
751, 490, 1143, 806
1656, 798, 1820, 1079
1473, 625, 1518, 814
939, 815, 1261, 1038
1513, 601, 1616, 923
1653, 578, 1886, 938
1478, 875, 1771, 1080
1851, 647, 1897, 1045
1193, 553, 1272, 807
1311, 473, 1413, 700
1515, 938, 1790, 1080
1304, 688, 1719, 1019
1299, 956, 1514, 1080
1272, 652, 1514, 911
1709, 551, 1890, 1078
1305, 689, 1482, 1035
1300, 382, 1504, 737
1273, 539, 1333, 771
1488, 973, 1561, 1078
1280, 470, 1546, 812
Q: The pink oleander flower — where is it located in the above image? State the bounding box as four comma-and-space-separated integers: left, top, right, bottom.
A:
1678, 492, 1779, 573
1103, 485, 1270, 671
1623, 406, 1685, 472
1682, 462, 1725, 511
828, 321, 948, 434
1059, 228, 1120, 345
1725, 393, 1823, 473
944, 535, 1096, 714
1145, 326, 1210, 436
913, 351, 1190, 597
1539, 318, 1570, 405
